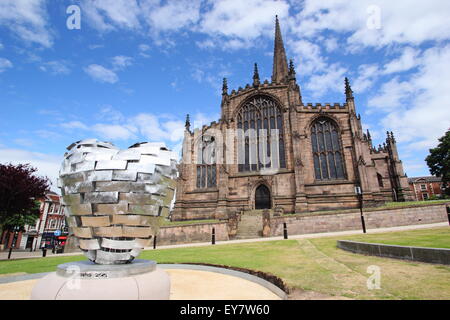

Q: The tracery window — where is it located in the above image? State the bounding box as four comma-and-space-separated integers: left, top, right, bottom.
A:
196, 135, 217, 189
311, 117, 346, 180
237, 96, 286, 172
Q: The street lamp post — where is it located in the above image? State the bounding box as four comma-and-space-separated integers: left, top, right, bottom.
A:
7, 226, 20, 260
355, 186, 367, 233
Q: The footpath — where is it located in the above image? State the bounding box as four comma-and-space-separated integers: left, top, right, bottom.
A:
0, 222, 447, 261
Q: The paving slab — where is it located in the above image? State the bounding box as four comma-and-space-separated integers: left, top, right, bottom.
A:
0, 267, 282, 300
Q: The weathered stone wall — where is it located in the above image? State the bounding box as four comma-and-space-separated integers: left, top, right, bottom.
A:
270, 204, 448, 236
337, 240, 450, 265
156, 222, 229, 246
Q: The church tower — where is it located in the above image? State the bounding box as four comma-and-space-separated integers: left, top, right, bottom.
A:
172, 17, 412, 221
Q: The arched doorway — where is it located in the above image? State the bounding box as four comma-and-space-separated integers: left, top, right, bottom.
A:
255, 185, 271, 209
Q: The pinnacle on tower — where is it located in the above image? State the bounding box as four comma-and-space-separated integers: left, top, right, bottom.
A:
272, 15, 289, 84
253, 63, 260, 87
222, 78, 228, 95
185, 114, 190, 130
288, 59, 296, 78
345, 77, 354, 99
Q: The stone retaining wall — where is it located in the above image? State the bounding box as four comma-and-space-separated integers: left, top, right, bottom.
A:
337, 240, 450, 265
156, 222, 229, 246
141, 204, 448, 247
270, 204, 449, 237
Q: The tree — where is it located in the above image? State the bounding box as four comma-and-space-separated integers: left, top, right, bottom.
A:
2, 201, 41, 233
0, 164, 50, 236
425, 129, 450, 195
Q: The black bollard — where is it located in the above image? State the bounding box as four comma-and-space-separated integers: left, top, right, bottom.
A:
283, 223, 288, 239
42, 248, 47, 257
153, 235, 157, 250
447, 206, 450, 226
212, 228, 216, 245
7, 247, 13, 260
361, 215, 367, 233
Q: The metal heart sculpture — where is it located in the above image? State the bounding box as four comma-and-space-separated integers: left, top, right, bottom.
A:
58, 139, 177, 265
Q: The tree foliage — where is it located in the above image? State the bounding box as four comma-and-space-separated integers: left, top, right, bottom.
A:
425, 129, 450, 195
2, 201, 41, 232
0, 163, 50, 225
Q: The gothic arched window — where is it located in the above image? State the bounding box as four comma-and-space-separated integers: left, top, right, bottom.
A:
196, 135, 217, 189
311, 117, 346, 180
237, 96, 286, 172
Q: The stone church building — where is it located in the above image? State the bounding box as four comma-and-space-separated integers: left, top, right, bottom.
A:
172, 17, 413, 221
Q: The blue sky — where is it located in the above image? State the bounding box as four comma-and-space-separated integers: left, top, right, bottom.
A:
0, 0, 449, 190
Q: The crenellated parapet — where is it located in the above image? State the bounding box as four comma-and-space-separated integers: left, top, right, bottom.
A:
301, 102, 347, 111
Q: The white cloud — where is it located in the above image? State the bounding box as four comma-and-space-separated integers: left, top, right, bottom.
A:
353, 64, 380, 93
13, 138, 34, 147
39, 60, 71, 75
60, 121, 89, 130
84, 64, 119, 83
293, 1, 450, 49
324, 38, 339, 52
138, 43, 151, 57
200, 0, 289, 40
305, 64, 348, 99
142, 0, 201, 32
382, 47, 420, 74
111, 55, 133, 70
0, 0, 53, 47
92, 123, 137, 141
0, 148, 61, 191
368, 45, 450, 151
288, 39, 327, 75
0, 57, 13, 72
81, 0, 142, 31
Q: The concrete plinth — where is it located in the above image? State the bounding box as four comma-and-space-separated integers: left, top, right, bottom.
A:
30, 259, 170, 300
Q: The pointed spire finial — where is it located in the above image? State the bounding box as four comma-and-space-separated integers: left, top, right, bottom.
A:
345, 77, 354, 99
288, 59, 296, 78
222, 78, 228, 95
185, 114, 190, 131
272, 16, 289, 84
253, 63, 260, 87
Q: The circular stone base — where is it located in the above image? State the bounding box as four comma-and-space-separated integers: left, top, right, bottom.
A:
30, 260, 170, 300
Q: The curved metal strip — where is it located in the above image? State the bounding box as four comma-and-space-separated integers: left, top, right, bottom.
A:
79, 239, 100, 250
101, 238, 135, 250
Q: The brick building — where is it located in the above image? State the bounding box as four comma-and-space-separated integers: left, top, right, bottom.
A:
0, 192, 66, 250
172, 17, 413, 221
408, 176, 447, 201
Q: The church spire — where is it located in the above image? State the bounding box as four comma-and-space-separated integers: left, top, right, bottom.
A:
272, 15, 289, 84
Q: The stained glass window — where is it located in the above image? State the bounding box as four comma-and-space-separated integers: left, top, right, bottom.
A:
237, 96, 286, 172
310, 117, 346, 180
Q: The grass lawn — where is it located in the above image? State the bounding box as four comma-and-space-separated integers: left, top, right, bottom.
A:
0, 227, 449, 299
340, 227, 450, 249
